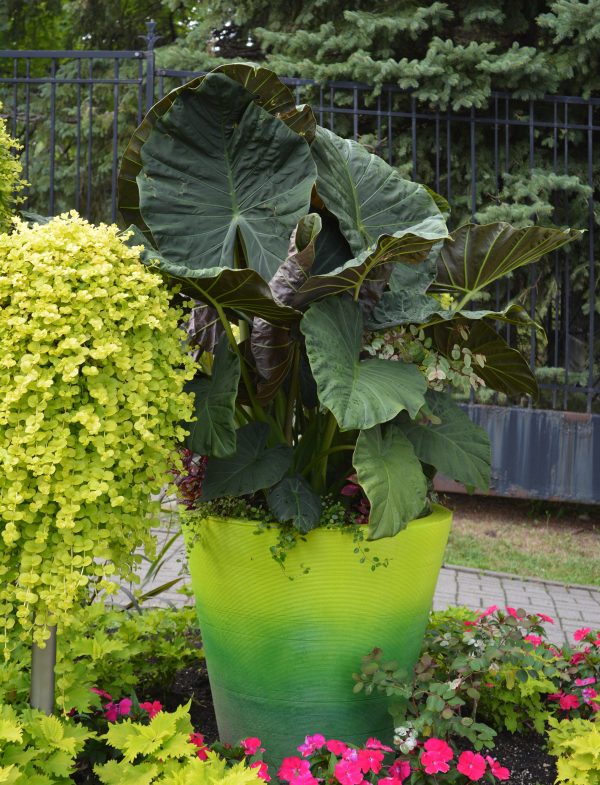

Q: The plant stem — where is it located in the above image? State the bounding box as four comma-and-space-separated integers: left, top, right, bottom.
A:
284, 347, 300, 445
30, 626, 57, 715
302, 444, 355, 477
315, 411, 339, 491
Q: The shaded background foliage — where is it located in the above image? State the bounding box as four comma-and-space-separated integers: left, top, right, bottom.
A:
1, 0, 598, 412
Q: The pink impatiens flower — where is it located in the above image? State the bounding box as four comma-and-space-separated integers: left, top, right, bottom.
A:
536, 613, 555, 624
477, 605, 499, 620
335, 758, 364, 785
485, 756, 510, 781
298, 734, 326, 757
326, 740, 349, 756
524, 634, 543, 648
365, 738, 393, 752
574, 627, 592, 641
559, 693, 580, 710
250, 761, 271, 782
386, 759, 411, 782
103, 697, 132, 723
571, 652, 586, 665
139, 700, 163, 719
583, 687, 598, 707
357, 748, 385, 774
278, 757, 312, 783
242, 737, 265, 756
575, 677, 596, 687
91, 687, 113, 701
189, 732, 209, 760
456, 751, 486, 781
420, 738, 453, 775
505, 607, 523, 621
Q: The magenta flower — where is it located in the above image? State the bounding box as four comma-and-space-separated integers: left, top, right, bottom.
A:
505, 607, 522, 620
365, 738, 393, 752
104, 703, 118, 723
278, 758, 312, 783
575, 677, 596, 687
357, 748, 384, 774
559, 693, 580, 710
477, 605, 499, 619
298, 734, 326, 756
571, 652, 586, 665
536, 613, 555, 624
335, 758, 364, 785
250, 761, 271, 782
326, 740, 349, 756
583, 688, 599, 708
524, 634, 542, 647
386, 759, 411, 782
189, 732, 209, 760
118, 698, 132, 716
242, 737, 265, 756
485, 756, 510, 781
91, 687, 113, 701
574, 627, 592, 641
420, 738, 453, 775
456, 751, 486, 781
139, 700, 162, 719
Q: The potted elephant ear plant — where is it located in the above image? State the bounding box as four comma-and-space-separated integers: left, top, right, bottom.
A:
119, 64, 580, 762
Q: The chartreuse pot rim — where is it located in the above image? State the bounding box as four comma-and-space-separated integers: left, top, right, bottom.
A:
184, 504, 452, 764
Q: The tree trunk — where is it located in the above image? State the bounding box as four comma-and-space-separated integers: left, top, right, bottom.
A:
30, 626, 57, 714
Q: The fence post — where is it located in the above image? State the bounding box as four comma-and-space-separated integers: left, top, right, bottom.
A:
143, 20, 159, 112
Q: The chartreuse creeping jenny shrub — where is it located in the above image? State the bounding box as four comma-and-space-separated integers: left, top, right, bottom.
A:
547, 716, 600, 785
0, 102, 25, 232
0, 213, 195, 653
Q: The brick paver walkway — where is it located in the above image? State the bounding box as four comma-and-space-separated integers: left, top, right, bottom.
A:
138, 522, 600, 647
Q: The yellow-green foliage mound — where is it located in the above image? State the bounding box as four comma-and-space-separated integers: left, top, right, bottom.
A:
0, 213, 195, 651
0, 103, 25, 231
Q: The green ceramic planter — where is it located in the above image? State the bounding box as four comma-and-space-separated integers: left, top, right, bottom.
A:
185, 505, 451, 764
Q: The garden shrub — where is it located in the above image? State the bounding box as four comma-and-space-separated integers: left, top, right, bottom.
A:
0, 703, 90, 784
547, 716, 600, 784
0, 213, 195, 652
0, 102, 25, 233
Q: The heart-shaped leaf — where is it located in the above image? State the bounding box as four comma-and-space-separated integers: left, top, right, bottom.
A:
396, 391, 491, 490
267, 475, 322, 533
251, 214, 321, 400
433, 222, 581, 300
293, 223, 447, 309
353, 424, 427, 540
311, 126, 447, 256
301, 297, 427, 431
201, 422, 292, 500
185, 337, 240, 458
118, 64, 315, 234
136, 72, 316, 279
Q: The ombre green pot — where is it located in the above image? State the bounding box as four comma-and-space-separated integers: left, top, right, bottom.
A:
185, 505, 451, 764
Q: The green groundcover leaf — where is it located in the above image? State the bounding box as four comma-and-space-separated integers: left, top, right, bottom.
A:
301, 297, 427, 431
184, 336, 240, 458
137, 72, 316, 279
311, 126, 447, 256
433, 222, 581, 298
267, 475, 322, 533
201, 422, 292, 500
396, 390, 491, 490
353, 424, 427, 540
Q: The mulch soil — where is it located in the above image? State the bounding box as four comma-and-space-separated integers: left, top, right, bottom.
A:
156, 664, 558, 785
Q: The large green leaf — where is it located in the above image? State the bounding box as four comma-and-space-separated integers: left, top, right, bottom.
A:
184, 337, 240, 458
433, 222, 581, 300
353, 424, 427, 540
396, 391, 491, 490
118, 64, 315, 234
128, 226, 299, 323
201, 422, 292, 500
301, 297, 427, 431
311, 126, 447, 256
293, 224, 446, 309
136, 72, 316, 279
434, 320, 539, 397
267, 475, 322, 533
251, 214, 321, 400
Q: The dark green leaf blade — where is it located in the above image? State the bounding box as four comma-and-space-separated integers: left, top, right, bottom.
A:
433, 222, 581, 298
201, 422, 292, 500
301, 297, 427, 431
397, 391, 491, 491
311, 126, 447, 255
353, 425, 427, 540
137, 72, 316, 279
185, 336, 241, 458
267, 475, 322, 533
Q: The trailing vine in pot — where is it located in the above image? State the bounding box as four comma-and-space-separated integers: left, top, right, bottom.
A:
118, 63, 580, 760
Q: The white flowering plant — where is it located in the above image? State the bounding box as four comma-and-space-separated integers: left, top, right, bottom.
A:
118, 63, 579, 539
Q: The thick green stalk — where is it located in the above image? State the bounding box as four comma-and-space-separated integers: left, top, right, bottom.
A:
302, 444, 355, 477
283, 347, 300, 445
314, 411, 339, 492
30, 626, 57, 715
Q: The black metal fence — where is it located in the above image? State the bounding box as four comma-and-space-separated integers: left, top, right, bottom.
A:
0, 24, 598, 418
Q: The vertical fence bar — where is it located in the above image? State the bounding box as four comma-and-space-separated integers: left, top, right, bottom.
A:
411, 95, 417, 181
86, 59, 94, 219
24, 59, 31, 195
144, 20, 156, 112
563, 102, 570, 408
469, 106, 476, 220
387, 90, 393, 164
446, 109, 452, 205
11, 57, 17, 138
586, 103, 595, 414
353, 86, 358, 140
49, 58, 57, 216
111, 58, 120, 221
75, 59, 82, 213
